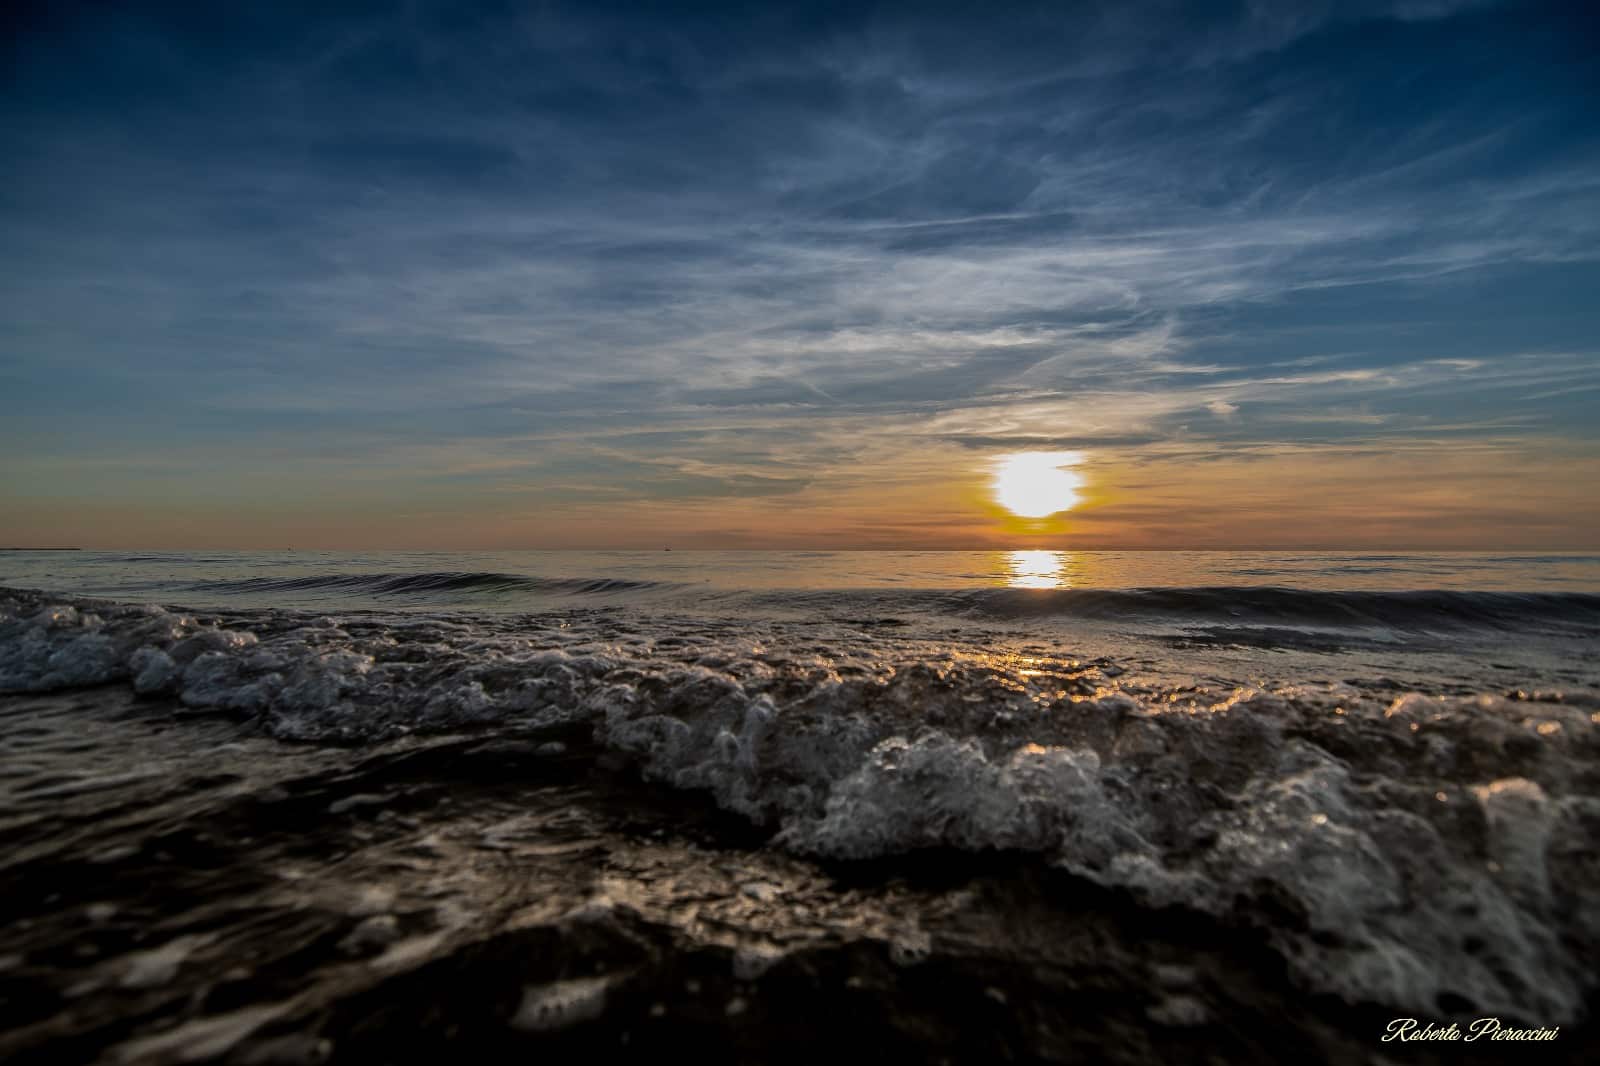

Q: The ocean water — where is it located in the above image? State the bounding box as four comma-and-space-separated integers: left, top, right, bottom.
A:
7, 548, 1600, 602
3, 550, 1598, 1060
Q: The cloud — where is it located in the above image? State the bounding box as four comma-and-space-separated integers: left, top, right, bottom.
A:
2, 0, 1598, 546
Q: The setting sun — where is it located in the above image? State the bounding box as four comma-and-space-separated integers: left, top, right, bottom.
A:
992, 452, 1085, 518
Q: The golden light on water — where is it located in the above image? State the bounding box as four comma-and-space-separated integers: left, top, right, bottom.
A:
992, 451, 1085, 518
1006, 550, 1069, 589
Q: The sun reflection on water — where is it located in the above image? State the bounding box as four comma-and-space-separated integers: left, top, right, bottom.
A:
1005, 550, 1071, 589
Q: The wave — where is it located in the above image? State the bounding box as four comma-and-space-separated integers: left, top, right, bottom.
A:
934, 586, 1600, 631
190, 571, 673, 597
166, 573, 1600, 632
4, 587, 1598, 1025
17, 553, 1600, 635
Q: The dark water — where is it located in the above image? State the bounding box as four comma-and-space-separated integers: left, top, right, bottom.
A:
7, 548, 1600, 600
2, 551, 1597, 1062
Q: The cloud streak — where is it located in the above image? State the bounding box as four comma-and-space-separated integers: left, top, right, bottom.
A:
2, 0, 1597, 547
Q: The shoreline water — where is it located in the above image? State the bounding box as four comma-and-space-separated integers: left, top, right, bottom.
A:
4, 686, 1594, 1065
2, 556, 1598, 1062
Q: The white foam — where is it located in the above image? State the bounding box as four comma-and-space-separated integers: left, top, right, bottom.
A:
3, 588, 1597, 1022
510, 975, 614, 1031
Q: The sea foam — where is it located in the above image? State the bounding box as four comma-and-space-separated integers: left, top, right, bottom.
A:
2, 587, 1597, 1023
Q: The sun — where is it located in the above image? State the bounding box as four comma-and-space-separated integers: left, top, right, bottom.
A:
992, 452, 1084, 518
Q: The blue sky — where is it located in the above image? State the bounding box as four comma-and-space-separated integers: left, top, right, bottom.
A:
3, 0, 1597, 548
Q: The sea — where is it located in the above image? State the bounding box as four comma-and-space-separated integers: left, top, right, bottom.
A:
2, 550, 1598, 1063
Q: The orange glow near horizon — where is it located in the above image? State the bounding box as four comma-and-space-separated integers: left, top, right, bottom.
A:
992, 452, 1085, 518
10, 439, 1600, 552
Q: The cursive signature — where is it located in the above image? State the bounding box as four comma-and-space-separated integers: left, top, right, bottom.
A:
1382, 1017, 1560, 1042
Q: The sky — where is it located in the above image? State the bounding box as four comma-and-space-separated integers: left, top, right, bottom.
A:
2, 0, 1598, 550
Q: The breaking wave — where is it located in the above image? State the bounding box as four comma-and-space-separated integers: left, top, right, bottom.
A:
2, 586, 1597, 1027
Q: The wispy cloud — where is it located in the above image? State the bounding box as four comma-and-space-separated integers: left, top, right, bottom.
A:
2, 0, 1597, 547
